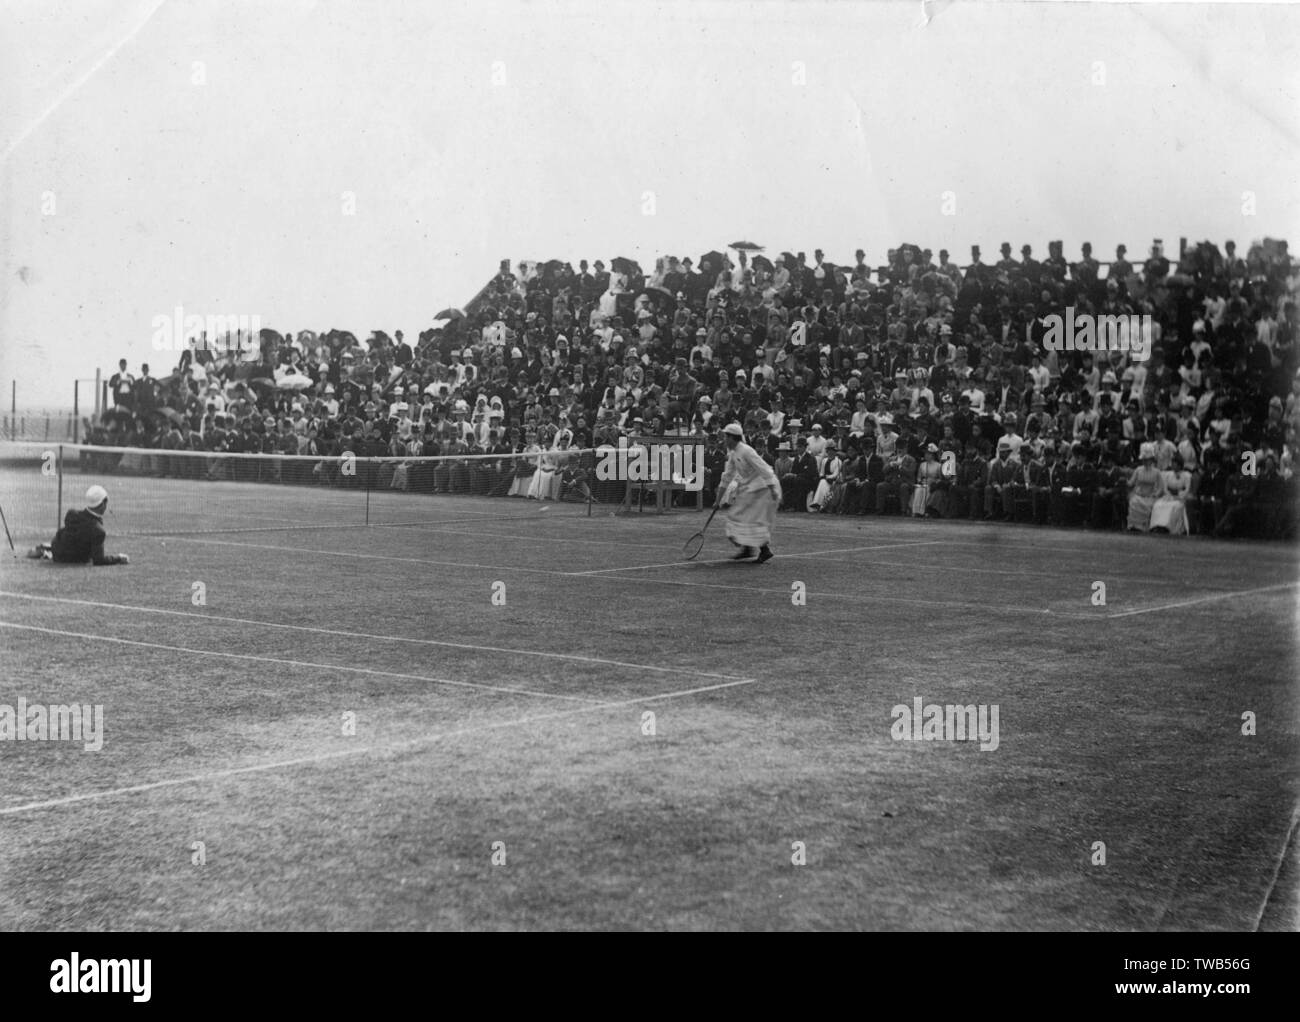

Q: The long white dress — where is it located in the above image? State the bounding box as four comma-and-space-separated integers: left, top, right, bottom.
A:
718, 441, 782, 547
508, 444, 541, 497
1149, 470, 1191, 534
528, 448, 563, 500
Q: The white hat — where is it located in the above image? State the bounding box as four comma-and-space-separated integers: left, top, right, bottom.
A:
723, 423, 744, 438
85, 485, 109, 508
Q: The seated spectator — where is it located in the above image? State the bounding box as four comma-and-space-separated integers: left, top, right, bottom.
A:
1126, 443, 1166, 531
1149, 452, 1193, 534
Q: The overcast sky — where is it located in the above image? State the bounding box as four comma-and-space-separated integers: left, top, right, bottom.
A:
2, 0, 1297, 408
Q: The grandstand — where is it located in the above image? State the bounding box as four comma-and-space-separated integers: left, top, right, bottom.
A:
19, 237, 1298, 541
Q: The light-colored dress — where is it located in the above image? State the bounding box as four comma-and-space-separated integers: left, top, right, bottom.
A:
1149, 470, 1191, 534
719, 441, 782, 547
528, 448, 563, 501
812, 455, 843, 509
911, 458, 944, 516
1126, 465, 1167, 530
508, 444, 540, 497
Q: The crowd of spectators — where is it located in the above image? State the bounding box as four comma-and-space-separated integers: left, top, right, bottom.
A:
86, 237, 1299, 539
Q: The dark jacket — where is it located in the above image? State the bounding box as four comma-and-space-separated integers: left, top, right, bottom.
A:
51, 509, 125, 565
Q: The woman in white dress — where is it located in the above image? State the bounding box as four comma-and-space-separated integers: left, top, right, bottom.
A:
1149, 453, 1193, 535
1126, 443, 1166, 531
528, 432, 565, 501
716, 423, 782, 562
911, 444, 944, 516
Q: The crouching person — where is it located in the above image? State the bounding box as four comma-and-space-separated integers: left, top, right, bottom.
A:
29, 485, 130, 565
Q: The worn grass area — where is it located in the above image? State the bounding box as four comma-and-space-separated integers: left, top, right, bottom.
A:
0, 479, 1297, 931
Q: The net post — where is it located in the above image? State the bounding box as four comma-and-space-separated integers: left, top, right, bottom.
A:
56, 443, 64, 533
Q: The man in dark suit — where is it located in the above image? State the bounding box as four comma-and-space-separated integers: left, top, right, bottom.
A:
781, 437, 818, 510
1033, 445, 1066, 524
953, 443, 988, 519
1057, 443, 1097, 527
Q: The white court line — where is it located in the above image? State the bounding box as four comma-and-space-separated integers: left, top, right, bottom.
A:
855, 557, 1255, 590
0, 676, 758, 817
0, 621, 602, 704
185, 537, 572, 577
390, 522, 674, 551
1106, 582, 1300, 618
0, 591, 751, 682
766, 540, 949, 558
176, 536, 1093, 616
568, 540, 950, 575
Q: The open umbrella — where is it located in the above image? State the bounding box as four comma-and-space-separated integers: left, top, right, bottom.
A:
641, 286, 677, 312
247, 377, 277, 393
275, 372, 315, 391
751, 254, 774, 273
780, 251, 797, 266
434, 308, 465, 321
699, 250, 726, 273
728, 241, 764, 251
611, 257, 640, 275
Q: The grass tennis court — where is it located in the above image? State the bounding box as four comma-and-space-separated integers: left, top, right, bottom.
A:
0, 475, 1296, 930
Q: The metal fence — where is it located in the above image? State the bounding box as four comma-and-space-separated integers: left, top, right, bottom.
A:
1, 414, 79, 443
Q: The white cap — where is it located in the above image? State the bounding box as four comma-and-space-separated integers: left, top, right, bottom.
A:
723, 423, 744, 438
85, 485, 109, 508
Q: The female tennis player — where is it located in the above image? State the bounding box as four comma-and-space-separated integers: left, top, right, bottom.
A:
716, 422, 781, 562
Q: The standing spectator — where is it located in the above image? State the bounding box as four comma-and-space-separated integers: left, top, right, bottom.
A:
110, 359, 135, 409
133, 364, 158, 416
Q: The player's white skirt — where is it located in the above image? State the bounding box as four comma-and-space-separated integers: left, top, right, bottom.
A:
725, 482, 781, 546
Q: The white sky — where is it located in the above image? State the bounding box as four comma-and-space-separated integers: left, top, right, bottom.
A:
2, 0, 1298, 408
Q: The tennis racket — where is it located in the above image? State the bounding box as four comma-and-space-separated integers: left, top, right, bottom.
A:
683, 506, 720, 560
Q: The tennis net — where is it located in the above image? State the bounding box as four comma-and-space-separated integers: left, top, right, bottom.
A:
0, 440, 619, 541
